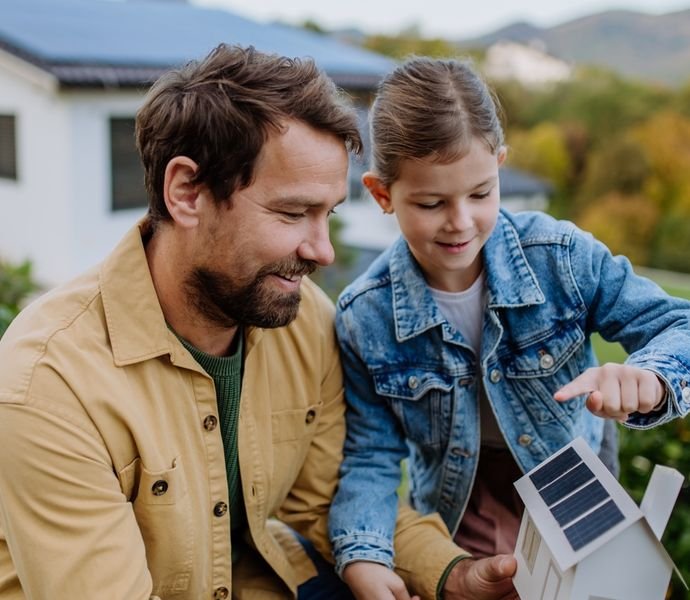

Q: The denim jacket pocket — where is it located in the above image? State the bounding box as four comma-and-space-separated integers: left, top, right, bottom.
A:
503, 324, 587, 424
372, 369, 455, 447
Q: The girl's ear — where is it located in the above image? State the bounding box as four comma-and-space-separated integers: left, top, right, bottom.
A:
163, 156, 203, 228
497, 146, 508, 167
362, 172, 394, 214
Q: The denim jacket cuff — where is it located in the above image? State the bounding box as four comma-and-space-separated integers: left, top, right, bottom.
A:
332, 531, 395, 577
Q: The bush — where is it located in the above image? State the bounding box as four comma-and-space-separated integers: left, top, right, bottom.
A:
0, 259, 38, 338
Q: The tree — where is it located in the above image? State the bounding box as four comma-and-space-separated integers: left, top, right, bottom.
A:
577, 192, 659, 266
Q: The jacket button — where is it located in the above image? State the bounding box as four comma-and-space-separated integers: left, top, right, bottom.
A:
489, 369, 502, 383
539, 353, 555, 369
518, 434, 533, 447
213, 586, 229, 599
305, 409, 316, 424
408, 375, 419, 390
682, 387, 690, 403
203, 415, 218, 431
151, 480, 168, 496
213, 501, 228, 517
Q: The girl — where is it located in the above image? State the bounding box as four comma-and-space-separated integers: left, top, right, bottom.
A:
329, 56, 690, 599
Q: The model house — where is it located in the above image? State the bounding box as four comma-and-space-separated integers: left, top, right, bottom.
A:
513, 436, 686, 600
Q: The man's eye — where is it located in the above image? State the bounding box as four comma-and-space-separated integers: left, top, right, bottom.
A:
282, 211, 305, 219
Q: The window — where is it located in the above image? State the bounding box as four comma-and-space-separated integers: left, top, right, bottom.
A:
0, 115, 17, 180
541, 562, 561, 600
521, 514, 541, 574
110, 117, 146, 211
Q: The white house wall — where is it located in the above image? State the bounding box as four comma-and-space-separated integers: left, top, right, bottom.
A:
0, 55, 73, 285
66, 89, 146, 283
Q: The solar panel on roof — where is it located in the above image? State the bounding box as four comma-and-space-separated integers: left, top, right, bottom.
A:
550, 480, 609, 526
563, 499, 625, 550
539, 461, 595, 506
529, 446, 580, 489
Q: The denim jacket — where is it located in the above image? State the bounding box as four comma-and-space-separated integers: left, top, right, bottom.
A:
329, 209, 690, 573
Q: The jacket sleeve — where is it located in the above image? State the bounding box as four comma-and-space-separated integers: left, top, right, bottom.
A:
568, 225, 690, 427
0, 398, 157, 599
329, 300, 467, 599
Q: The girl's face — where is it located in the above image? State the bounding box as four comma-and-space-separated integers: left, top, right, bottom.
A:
365, 137, 506, 292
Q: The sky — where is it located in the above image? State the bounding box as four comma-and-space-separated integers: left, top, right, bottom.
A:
192, 0, 690, 39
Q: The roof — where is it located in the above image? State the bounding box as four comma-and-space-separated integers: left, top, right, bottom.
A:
0, 0, 394, 89
499, 165, 552, 196
514, 437, 671, 573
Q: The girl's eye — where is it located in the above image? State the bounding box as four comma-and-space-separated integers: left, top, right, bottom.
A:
328, 207, 338, 217
418, 202, 442, 209
472, 190, 491, 200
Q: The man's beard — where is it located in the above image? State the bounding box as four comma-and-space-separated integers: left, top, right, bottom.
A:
185, 258, 318, 329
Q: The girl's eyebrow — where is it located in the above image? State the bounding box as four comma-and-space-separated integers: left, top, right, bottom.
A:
407, 176, 499, 197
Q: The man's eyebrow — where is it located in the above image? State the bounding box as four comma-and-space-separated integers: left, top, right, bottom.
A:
272, 196, 347, 209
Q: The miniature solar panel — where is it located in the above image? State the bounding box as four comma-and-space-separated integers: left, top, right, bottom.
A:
562, 499, 625, 550
550, 479, 609, 526
539, 462, 595, 506
529, 446, 581, 489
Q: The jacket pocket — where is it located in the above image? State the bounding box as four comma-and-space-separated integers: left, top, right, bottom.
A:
503, 324, 587, 424
125, 456, 194, 597
372, 369, 455, 448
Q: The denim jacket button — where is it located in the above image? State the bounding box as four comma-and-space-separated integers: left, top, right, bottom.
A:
539, 353, 555, 369
408, 375, 420, 390
518, 434, 533, 447
489, 369, 502, 384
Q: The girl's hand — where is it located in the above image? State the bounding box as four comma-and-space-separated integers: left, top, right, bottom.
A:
342, 561, 420, 600
554, 364, 665, 421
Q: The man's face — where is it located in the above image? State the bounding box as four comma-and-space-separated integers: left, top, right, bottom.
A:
187, 120, 349, 329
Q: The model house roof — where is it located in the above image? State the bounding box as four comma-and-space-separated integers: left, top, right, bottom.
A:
514, 437, 681, 574
0, 0, 394, 88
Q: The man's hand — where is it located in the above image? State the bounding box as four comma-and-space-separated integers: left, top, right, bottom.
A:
443, 555, 517, 600
554, 364, 665, 421
342, 561, 420, 600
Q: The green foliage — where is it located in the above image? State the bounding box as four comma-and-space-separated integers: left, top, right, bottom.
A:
0, 259, 38, 338
363, 33, 461, 60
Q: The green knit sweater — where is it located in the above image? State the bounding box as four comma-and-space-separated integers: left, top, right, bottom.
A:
177, 333, 246, 561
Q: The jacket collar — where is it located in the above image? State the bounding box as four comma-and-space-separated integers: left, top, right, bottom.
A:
389, 210, 544, 342
99, 219, 205, 370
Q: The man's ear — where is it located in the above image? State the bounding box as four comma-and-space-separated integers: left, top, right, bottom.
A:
163, 156, 203, 228
362, 172, 394, 214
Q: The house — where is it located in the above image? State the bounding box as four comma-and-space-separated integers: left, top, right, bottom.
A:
0, 0, 393, 286
483, 41, 573, 88
513, 436, 686, 600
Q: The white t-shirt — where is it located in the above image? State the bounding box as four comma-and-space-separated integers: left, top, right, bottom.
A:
430, 273, 506, 448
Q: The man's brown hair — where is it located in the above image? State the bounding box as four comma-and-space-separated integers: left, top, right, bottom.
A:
136, 43, 362, 224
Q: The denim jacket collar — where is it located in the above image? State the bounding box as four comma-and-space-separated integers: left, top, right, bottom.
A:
389, 210, 545, 342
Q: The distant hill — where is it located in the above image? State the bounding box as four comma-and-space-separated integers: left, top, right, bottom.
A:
458, 9, 690, 86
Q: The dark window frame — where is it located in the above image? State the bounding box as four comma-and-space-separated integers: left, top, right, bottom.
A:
0, 114, 18, 181
109, 116, 146, 211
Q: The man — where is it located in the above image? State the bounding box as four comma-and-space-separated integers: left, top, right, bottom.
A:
0, 44, 516, 599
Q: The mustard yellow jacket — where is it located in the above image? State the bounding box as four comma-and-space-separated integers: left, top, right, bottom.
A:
0, 223, 463, 600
